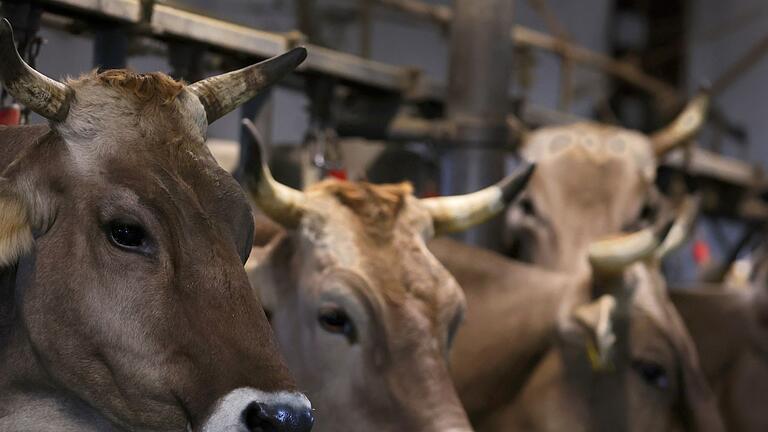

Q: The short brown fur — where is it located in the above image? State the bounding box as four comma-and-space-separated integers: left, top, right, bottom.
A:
309, 179, 412, 234
68, 70, 185, 106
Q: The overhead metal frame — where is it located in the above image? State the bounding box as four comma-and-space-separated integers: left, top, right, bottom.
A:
11, 0, 766, 213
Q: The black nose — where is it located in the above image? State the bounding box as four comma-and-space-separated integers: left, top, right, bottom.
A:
244, 401, 314, 432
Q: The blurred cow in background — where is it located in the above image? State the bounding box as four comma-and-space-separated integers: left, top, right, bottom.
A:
241, 120, 533, 432
435, 201, 724, 431
498, 86, 768, 430
671, 243, 768, 431
505, 93, 709, 271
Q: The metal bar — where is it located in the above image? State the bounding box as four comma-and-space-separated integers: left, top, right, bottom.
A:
27, 0, 765, 199
710, 31, 768, 97
441, 0, 515, 250
36, 0, 141, 21
360, 0, 372, 58
303, 44, 409, 91
662, 146, 766, 190
35, 0, 678, 103
150, 4, 287, 58
37, 0, 415, 93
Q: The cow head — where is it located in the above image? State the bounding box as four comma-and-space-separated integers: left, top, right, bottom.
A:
547, 201, 722, 431
243, 120, 533, 431
0, 19, 312, 432
505, 93, 709, 270
445, 198, 722, 431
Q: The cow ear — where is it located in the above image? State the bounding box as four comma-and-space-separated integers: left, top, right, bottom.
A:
573, 294, 618, 370
0, 180, 34, 266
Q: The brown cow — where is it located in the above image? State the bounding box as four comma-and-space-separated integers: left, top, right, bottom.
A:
435, 209, 724, 431
505, 93, 709, 271
502, 89, 768, 429
0, 19, 313, 431
671, 248, 768, 431
241, 119, 534, 432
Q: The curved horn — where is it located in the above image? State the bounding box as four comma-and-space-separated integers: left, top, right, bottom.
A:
241, 119, 307, 228
588, 227, 662, 275
0, 19, 72, 121
650, 90, 710, 157
655, 195, 701, 259
189, 47, 307, 124
420, 162, 535, 234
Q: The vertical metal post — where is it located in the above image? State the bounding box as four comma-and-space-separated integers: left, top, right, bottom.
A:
93, 25, 128, 69
360, 0, 372, 58
167, 41, 205, 82
441, 0, 516, 250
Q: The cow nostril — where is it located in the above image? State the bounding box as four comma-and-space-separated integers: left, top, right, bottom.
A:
244, 401, 314, 432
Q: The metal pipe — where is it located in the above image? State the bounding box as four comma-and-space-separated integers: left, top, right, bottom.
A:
442, 0, 516, 250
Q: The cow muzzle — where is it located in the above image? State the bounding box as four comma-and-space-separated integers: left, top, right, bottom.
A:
200, 388, 314, 432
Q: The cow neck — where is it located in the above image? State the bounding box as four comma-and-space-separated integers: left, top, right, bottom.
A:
0, 256, 41, 386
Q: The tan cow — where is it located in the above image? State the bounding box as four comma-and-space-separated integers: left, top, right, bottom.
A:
241, 120, 534, 431
435, 206, 724, 431
505, 93, 709, 271
501, 89, 768, 429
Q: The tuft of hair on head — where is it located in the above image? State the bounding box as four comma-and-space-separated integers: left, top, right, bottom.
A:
310, 179, 413, 232
89, 69, 185, 106
0, 193, 33, 266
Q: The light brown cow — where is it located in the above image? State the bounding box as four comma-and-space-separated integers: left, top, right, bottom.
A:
505, 93, 709, 271
0, 19, 313, 432
437, 94, 721, 430
671, 248, 768, 431
501, 89, 768, 430
435, 210, 724, 431
241, 120, 534, 432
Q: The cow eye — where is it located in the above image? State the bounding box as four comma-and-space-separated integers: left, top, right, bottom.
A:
632, 359, 669, 390
519, 197, 536, 217
318, 306, 357, 344
108, 221, 147, 250
639, 203, 656, 222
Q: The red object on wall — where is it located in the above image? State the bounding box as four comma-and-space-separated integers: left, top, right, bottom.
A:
692, 240, 711, 266
0, 105, 21, 125
327, 169, 347, 180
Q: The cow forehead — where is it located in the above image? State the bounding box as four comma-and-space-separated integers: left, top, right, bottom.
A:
522, 123, 656, 184
55, 73, 207, 172
298, 194, 460, 310
40, 73, 251, 243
